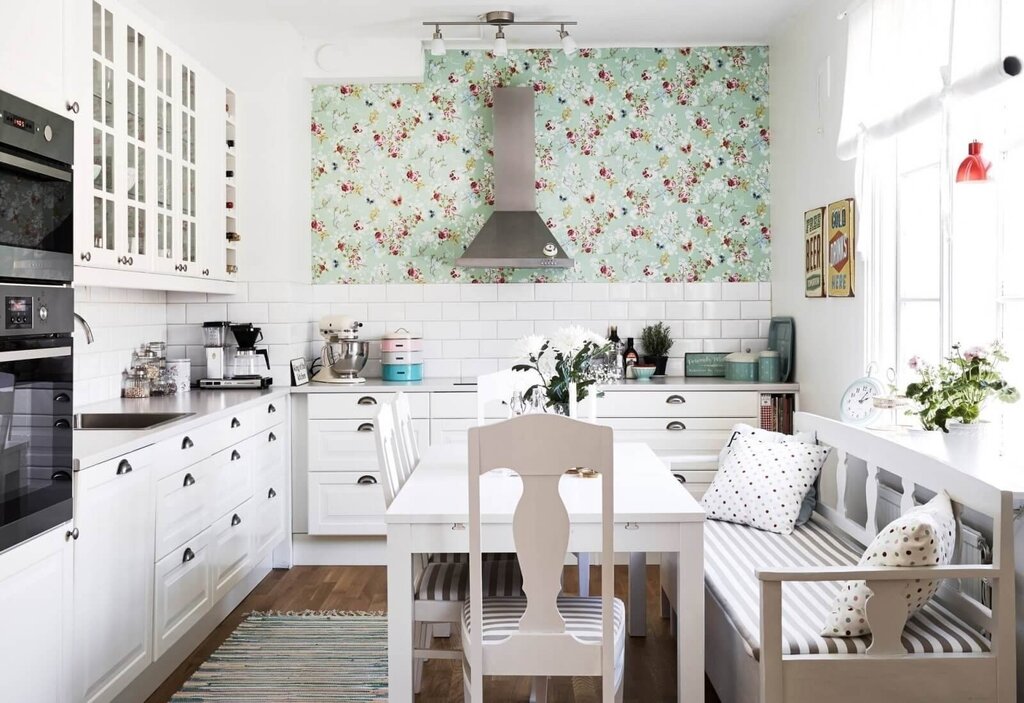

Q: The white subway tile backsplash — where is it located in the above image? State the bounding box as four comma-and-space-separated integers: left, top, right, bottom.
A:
591, 301, 629, 320
311, 284, 349, 303
424, 359, 462, 377
459, 284, 498, 302
422, 321, 462, 340
741, 301, 772, 319
571, 283, 610, 301
347, 284, 387, 302
533, 283, 573, 301
422, 284, 461, 302
684, 282, 722, 301
759, 282, 772, 301
497, 320, 534, 339
384, 284, 424, 302
403, 302, 443, 320
460, 320, 497, 339
166, 303, 186, 325
442, 302, 480, 320
226, 302, 269, 322
673, 338, 704, 354
443, 340, 479, 358
645, 283, 685, 301
185, 303, 227, 324
665, 301, 703, 319
683, 320, 721, 338
608, 283, 647, 301
627, 301, 665, 319
496, 284, 535, 302
703, 301, 740, 320
478, 302, 516, 320
721, 282, 760, 301
553, 301, 591, 320
478, 339, 508, 358
742, 338, 769, 353
759, 319, 771, 337
516, 301, 554, 320
461, 358, 498, 377
721, 320, 760, 338
330, 303, 369, 320
705, 338, 741, 353
367, 302, 406, 320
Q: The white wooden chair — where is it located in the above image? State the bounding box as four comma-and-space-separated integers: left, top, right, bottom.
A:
463, 414, 624, 703
374, 402, 525, 693
393, 391, 420, 481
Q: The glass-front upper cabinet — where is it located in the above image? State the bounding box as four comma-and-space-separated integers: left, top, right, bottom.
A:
151, 44, 177, 275
180, 63, 197, 272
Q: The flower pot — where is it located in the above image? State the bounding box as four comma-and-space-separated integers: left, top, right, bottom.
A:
643, 355, 668, 376
943, 420, 994, 444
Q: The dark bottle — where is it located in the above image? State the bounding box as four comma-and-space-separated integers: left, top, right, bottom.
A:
623, 337, 639, 379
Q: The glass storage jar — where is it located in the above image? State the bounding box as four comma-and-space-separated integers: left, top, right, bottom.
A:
121, 368, 151, 398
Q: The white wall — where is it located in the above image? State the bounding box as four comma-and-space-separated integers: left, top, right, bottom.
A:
769, 0, 860, 417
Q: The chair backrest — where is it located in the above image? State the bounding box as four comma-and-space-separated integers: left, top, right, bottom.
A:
476, 369, 519, 426
393, 392, 419, 478
466, 414, 615, 684
373, 402, 404, 507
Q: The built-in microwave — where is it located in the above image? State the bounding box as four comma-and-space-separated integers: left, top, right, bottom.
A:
0, 90, 73, 284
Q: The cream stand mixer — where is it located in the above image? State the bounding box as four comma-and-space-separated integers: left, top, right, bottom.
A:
312, 315, 369, 384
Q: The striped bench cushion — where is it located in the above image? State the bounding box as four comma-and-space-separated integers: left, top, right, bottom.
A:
705, 519, 991, 659
429, 553, 517, 563
461, 596, 626, 682
416, 559, 524, 602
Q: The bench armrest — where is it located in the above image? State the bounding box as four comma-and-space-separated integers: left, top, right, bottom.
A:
755, 564, 998, 582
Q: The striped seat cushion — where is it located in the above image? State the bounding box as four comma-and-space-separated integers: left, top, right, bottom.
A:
416, 559, 524, 602
429, 553, 517, 563
705, 519, 991, 659
461, 596, 626, 683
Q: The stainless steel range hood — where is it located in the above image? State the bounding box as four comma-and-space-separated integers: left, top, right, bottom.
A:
456, 87, 572, 269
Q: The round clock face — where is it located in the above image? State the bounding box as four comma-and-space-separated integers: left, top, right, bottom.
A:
840, 377, 885, 425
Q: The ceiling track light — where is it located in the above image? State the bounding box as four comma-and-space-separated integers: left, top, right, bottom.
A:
422, 11, 579, 56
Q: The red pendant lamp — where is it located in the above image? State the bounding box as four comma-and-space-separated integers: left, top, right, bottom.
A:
956, 141, 990, 182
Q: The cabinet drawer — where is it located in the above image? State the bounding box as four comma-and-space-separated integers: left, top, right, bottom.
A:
209, 408, 255, 449
307, 418, 428, 472
154, 532, 211, 659
307, 472, 385, 536
154, 425, 214, 480
307, 392, 429, 420
155, 461, 209, 560
252, 426, 286, 473
596, 390, 759, 418
253, 397, 285, 433
207, 444, 253, 523
429, 391, 496, 419
209, 501, 251, 602
252, 483, 287, 561
671, 470, 716, 503
601, 417, 752, 453
429, 418, 476, 445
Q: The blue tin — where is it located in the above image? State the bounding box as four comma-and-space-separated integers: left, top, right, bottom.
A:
381, 363, 423, 382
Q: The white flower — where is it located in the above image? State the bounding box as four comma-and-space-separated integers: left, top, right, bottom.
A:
549, 325, 602, 355
514, 334, 547, 362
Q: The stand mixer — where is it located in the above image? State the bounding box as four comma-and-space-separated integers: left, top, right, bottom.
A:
312, 315, 369, 384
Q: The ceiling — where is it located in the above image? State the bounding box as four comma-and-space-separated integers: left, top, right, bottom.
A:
137, 0, 815, 46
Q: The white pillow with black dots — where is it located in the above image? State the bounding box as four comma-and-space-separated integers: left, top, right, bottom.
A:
821, 492, 957, 638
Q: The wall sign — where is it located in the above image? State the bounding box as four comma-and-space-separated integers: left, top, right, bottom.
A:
684, 352, 729, 377
803, 206, 826, 298
826, 198, 855, 297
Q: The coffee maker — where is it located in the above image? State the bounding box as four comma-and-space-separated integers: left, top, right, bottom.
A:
199, 322, 272, 389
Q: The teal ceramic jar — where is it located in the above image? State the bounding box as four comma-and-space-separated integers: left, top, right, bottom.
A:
724, 350, 759, 381
758, 350, 782, 383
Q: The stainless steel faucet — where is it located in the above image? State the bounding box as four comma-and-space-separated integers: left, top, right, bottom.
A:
73, 312, 94, 344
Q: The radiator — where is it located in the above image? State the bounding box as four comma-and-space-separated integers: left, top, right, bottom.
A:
876, 484, 992, 606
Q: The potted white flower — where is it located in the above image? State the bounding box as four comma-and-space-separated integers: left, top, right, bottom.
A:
513, 326, 614, 414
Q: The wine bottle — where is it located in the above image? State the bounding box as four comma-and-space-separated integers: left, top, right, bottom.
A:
608, 325, 623, 379
624, 337, 639, 379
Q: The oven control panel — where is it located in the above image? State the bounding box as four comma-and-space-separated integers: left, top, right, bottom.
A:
6, 296, 34, 330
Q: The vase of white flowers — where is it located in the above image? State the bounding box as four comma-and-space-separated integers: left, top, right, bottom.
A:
513, 326, 616, 414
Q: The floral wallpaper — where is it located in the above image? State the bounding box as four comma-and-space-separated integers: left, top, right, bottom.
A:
311, 47, 770, 284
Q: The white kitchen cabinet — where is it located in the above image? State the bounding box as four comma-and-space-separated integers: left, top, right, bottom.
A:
155, 460, 209, 560
153, 530, 212, 659
429, 417, 477, 445
67, 0, 235, 290
0, 0, 67, 112
0, 525, 74, 703
72, 448, 155, 703
206, 444, 254, 524
253, 475, 288, 560
308, 471, 387, 536
209, 501, 252, 602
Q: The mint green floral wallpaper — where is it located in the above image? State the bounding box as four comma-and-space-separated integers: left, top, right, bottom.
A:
311, 47, 770, 284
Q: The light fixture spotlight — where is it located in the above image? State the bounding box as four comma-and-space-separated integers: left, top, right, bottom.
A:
430, 25, 445, 56
559, 25, 577, 55
493, 27, 508, 56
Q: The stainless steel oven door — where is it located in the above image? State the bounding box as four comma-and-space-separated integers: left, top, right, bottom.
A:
0, 342, 73, 552
0, 151, 73, 283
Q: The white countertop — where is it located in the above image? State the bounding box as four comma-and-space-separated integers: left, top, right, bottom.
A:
292, 376, 800, 394
74, 388, 289, 470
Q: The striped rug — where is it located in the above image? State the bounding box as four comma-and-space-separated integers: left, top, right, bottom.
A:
172, 612, 388, 702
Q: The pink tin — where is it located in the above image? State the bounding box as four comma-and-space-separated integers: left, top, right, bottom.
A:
380, 328, 423, 353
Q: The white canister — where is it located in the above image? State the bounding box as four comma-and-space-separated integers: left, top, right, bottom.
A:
167, 358, 192, 393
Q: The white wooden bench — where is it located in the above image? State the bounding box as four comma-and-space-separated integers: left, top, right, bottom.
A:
660, 411, 1016, 703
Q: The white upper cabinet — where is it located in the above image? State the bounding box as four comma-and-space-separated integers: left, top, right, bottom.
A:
66, 0, 235, 290
0, 0, 67, 113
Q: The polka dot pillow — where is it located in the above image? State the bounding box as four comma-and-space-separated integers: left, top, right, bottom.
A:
701, 435, 830, 535
821, 492, 956, 638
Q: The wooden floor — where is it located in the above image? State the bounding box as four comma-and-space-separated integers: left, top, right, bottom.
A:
148, 565, 722, 703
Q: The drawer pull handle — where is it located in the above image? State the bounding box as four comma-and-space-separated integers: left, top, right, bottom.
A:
231, 513, 242, 527
51, 470, 71, 481
267, 487, 277, 499
625, 522, 640, 530
268, 431, 277, 442
231, 450, 241, 461
674, 473, 687, 484
183, 473, 196, 487
357, 396, 378, 406
666, 421, 686, 431
230, 417, 241, 428
54, 393, 71, 403
116, 459, 132, 475
451, 522, 466, 531
357, 422, 374, 432
268, 403, 277, 414
66, 527, 79, 541
666, 395, 686, 404
357, 474, 377, 485
182, 436, 194, 450
182, 547, 195, 563
54, 419, 70, 429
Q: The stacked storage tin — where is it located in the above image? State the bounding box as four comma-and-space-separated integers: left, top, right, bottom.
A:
380, 328, 423, 381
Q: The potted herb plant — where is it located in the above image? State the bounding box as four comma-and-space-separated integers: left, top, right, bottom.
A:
640, 322, 673, 376
904, 342, 1019, 435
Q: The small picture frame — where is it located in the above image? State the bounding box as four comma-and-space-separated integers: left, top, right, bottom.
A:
290, 358, 310, 386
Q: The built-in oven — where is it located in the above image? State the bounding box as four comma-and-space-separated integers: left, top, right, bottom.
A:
0, 89, 74, 284
0, 284, 73, 552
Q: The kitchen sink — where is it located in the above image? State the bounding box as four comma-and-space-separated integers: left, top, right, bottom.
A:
73, 412, 194, 430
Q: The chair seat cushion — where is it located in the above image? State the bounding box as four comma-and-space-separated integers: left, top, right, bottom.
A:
461, 596, 626, 682
704, 519, 991, 660
416, 559, 524, 602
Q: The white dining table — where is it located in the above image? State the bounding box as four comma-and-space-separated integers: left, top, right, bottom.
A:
385, 441, 705, 701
